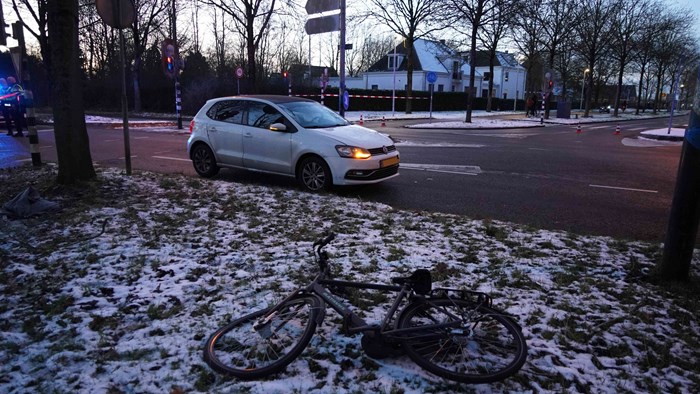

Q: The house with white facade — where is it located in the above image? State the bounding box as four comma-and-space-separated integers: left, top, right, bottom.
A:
327, 39, 526, 100
472, 51, 527, 102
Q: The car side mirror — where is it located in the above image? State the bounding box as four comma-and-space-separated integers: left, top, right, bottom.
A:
269, 123, 287, 132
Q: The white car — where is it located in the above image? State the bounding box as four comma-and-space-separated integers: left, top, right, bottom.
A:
186, 95, 399, 191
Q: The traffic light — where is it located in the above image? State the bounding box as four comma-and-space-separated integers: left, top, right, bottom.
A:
283, 70, 288, 79
167, 56, 174, 72
548, 80, 554, 90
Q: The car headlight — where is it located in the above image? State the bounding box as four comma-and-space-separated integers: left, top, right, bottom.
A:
336, 145, 371, 159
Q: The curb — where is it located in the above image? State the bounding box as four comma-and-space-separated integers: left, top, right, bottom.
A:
640, 134, 684, 142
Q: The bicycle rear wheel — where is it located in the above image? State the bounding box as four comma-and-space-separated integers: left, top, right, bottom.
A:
204, 294, 321, 379
397, 298, 527, 384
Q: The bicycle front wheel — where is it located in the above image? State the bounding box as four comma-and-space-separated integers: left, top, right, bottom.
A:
204, 294, 322, 379
397, 298, 527, 384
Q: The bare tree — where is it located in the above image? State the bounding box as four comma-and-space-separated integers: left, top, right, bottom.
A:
11, 0, 51, 74
510, 0, 545, 95
477, 0, 518, 112
47, 0, 95, 184
130, 0, 169, 112
446, 0, 500, 122
572, 0, 619, 117
537, 0, 577, 118
368, 0, 443, 113
608, 0, 651, 116
201, 0, 277, 93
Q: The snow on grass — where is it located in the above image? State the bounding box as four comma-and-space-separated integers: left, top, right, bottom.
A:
1, 165, 699, 393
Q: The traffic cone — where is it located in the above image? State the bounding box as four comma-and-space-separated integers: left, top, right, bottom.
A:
614, 124, 621, 135
359, 115, 364, 125
381, 116, 386, 127
576, 123, 582, 134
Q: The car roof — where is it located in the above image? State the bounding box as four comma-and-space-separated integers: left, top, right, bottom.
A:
209, 95, 315, 105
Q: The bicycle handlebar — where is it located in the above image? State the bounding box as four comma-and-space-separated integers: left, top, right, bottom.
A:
313, 232, 336, 249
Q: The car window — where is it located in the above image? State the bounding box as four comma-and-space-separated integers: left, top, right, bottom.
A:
246, 102, 286, 129
207, 100, 245, 124
278, 101, 349, 128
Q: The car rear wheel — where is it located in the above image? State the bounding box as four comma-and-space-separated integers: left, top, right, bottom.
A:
297, 157, 332, 192
191, 144, 220, 178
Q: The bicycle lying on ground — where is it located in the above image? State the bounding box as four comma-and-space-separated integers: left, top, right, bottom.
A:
203, 233, 528, 384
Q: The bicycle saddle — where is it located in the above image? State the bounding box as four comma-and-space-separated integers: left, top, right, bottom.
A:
391, 269, 432, 295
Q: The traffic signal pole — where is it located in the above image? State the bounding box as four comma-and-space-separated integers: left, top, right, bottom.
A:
13, 22, 41, 166
172, 0, 182, 130
659, 66, 700, 281
338, 0, 346, 117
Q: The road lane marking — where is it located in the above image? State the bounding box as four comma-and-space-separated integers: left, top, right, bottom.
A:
40, 145, 53, 149
629, 127, 646, 131
118, 155, 138, 159
528, 148, 548, 151
401, 163, 481, 176
589, 184, 658, 193
153, 155, 190, 162
590, 126, 608, 130
134, 136, 150, 139
395, 142, 485, 148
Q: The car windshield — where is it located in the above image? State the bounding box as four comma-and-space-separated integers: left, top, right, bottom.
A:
278, 101, 349, 128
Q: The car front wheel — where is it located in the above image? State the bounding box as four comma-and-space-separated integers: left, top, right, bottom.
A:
191, 144, 220, 178
298, 157, 332, 192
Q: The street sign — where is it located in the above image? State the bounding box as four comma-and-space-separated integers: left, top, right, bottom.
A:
96, 0, 135, 29
305, 0, 340, 14
305, 14, 340, 35
426, 72, 437, 84
235, 67, 244, 79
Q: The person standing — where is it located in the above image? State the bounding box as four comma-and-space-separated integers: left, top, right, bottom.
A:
0, 78, 12, 136
6, 76, 25, 137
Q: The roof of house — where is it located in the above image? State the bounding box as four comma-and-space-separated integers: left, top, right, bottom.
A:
471, 51, 523, 68
367, 38, 460, 73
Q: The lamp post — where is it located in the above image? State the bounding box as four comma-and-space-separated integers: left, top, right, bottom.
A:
580, 68, 590, 111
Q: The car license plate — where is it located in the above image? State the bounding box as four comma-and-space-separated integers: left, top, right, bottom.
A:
380, 156, 399, 168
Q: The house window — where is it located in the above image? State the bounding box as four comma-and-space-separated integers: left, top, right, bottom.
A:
438, 84, 444, 92
482, 89, 488, 97
388, 55, 402, 71
504, 71, 509, 82
503, 93, 507, 99
452, 85, 456, 92
484, 72, 491, 81
371, 84, 378, 90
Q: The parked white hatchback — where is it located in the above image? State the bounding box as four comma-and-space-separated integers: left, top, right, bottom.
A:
186, 95, 400, 191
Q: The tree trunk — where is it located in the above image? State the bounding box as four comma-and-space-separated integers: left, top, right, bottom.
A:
405, 37, 414, 114
466, 27, 478, 123
47, 0, 95, 184
636, 62, 646, 115
247, 24, 256, 93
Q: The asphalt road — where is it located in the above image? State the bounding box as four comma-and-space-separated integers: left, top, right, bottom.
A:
0, 114, 689, 242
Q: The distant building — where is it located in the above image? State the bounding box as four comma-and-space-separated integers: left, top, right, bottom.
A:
326, 39, 526, 99
471, 51, 528, 101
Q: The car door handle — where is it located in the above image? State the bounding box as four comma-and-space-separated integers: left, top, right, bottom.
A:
244, 133, 252, 138
209, 127, 218, 132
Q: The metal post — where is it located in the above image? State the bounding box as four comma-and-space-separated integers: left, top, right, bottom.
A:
660, 66, 700, 281
392, 42, 397, 117
338, 0, 346, 116
119, 26, 131, 175
429, 83, 433, 121
15, 21, 40, 166
172, 0, 182, 129
513, 70, 519, 112
667, 59, 683, 134
288, 78, 292, 97
540, 92, 545, 125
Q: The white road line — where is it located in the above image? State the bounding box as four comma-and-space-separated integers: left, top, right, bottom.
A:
118, 155, 138, 159
628, 127, 646, 131
395, 142, 485, 148
401, 163, 481, 176
153, 155, 190, 162
528, 148, 548, 151
590, 126, 608, 130
40, 145, 53, 149
589, 184, 658, 193
134, 136, 150, 139
17, 158, 32, 162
